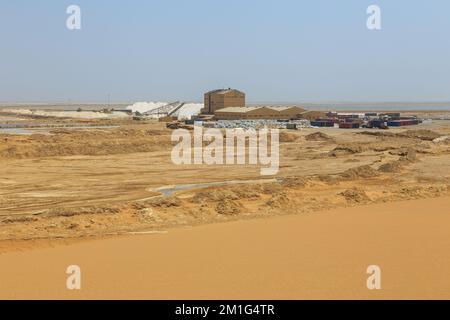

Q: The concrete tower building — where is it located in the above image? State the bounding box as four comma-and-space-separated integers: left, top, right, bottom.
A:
203, 88, 246, 114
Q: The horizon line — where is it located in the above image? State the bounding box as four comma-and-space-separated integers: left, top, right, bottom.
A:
1, 100, 450, 106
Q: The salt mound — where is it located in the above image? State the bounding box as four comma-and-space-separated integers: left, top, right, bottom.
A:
126, 102, 168, 114
126, 101, 204, 120
172, 103, 204, 120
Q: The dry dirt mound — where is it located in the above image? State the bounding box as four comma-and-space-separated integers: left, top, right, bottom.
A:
344, 159, 361, 163
392, 185, 450, 200
315, 174, 339, 184
1, 216, 38, 224
266, 192, 291, 208
259, 183, 284, 194
229, 185, 262, 200
378, 149, 417, 173
279, 131, 299, 143
378, 160, 404, 173
396, 130, 441, 141
329, 138, 422, 157
359, 129, 442, 141
281, 177, 308, 188
0, 128, 172, 159
358, 131, 395, 138
339, 165, 379, 180
389, 147, 416, 157
192, 183, 281, 204
191, 189, 239, 203
389, 148, 418, 162
305, 132, 335, 142
339, 188, 371, 203
402, 149, 417, 162
144, 196, 181, 208
215, 199, 242, 215
329, 144, 365, 157
46, 206, 120, 217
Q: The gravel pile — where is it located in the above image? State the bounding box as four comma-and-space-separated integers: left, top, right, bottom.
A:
214, 119, 310, 129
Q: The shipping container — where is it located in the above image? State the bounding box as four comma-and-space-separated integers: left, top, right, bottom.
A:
387, 119, 420, 127
316, 118, 339, 123
311, 121, 334, 127
338, 114, 360, 120
369, 120, 387, 128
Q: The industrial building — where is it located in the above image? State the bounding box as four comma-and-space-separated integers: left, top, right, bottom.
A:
214, 106, 307, 120
202, 88, 246, 114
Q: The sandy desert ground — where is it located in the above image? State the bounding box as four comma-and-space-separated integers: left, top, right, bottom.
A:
0, 109, 449, 299
1, 196, 450, 299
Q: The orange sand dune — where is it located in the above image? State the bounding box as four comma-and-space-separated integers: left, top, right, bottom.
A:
0, 197, 449, 300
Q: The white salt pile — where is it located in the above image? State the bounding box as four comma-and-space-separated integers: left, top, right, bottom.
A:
126, 101, 204, 120
172, 103, 204, 120
126, 102, 168, 114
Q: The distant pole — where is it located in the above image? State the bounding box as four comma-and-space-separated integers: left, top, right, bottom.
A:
107, 94, 110, 109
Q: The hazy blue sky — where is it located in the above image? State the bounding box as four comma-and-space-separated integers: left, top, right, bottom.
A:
1, 0, 449, 103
